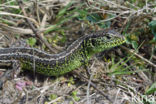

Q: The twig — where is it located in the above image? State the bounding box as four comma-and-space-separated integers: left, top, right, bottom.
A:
73, 70, 113, 103
0, 23, 33, 35
113, 88, 121, 104
17, 0, 57, 53
121, 46, 156, 68
87, 61, 95, 104
47, 97, 62, 104
152, 55, 156, 60
0, 11, 38, 25
79, 93, 96, 103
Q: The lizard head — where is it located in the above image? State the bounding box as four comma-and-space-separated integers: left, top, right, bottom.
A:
87, 30, 125, 54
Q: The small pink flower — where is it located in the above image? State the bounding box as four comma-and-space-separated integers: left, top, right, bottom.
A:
16, 81, 26, 91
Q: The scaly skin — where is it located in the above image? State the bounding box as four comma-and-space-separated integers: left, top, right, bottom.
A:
0, 30, 125, 76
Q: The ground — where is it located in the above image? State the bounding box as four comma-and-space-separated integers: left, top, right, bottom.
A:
0, 0, 156, 104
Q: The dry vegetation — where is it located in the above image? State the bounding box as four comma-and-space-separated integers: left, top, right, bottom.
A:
0, 0, 156, 104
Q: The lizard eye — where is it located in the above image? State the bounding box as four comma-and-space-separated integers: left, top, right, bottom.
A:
105, 35, 112, 39
91, 39, 96, 46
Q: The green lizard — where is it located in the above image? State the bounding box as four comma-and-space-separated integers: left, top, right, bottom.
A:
0, 30, 125, 76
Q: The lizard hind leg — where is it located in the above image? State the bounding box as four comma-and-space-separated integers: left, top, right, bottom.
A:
0, 39, 28, 88
12, 60, 21, 78
0, 60, 21, 88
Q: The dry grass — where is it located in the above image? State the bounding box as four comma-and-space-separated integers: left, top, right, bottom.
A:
0, 0, 156, 104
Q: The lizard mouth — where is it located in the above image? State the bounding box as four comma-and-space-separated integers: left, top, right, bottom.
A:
105, 37, 125, 48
